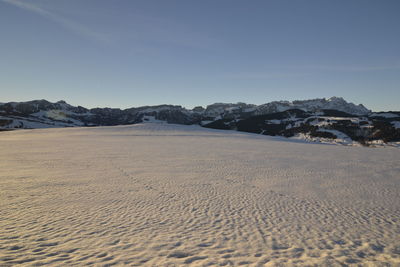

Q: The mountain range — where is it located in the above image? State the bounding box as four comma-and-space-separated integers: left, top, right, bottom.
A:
1, 97, 399, 146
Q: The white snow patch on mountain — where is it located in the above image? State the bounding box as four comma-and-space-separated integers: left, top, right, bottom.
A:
370, 113, 399, 118
392, 121, 400, 129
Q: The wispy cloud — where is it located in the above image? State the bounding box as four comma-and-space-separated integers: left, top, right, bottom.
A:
2, 0, 109, 43
223, 71, 311, 80
225, 64, 400, 79
222, 63, 400, 81
285, 64, 400, 72
134, 15, 220, 49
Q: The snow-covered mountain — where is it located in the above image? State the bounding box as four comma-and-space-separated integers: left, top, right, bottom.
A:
1, 97, 398, 146
204, 109, 400, 146
0, 97, 369, 129
254, 97, 370, 116
0, 100, 199, 128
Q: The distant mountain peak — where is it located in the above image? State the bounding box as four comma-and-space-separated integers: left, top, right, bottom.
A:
254, 97, 370, 116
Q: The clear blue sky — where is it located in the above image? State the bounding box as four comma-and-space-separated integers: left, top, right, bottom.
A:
1, 0, 399, 111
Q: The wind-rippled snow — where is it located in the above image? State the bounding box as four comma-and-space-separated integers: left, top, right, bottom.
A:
1, 124, 399, 266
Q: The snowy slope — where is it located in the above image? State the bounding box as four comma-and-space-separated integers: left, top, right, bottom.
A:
1, 123, 399, 266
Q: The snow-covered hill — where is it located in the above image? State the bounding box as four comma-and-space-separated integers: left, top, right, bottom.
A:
1, 123, 400, 266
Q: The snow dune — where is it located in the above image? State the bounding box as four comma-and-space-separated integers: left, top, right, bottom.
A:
0, 123, 399, 266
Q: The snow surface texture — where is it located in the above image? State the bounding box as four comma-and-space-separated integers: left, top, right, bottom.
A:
1, 123, 399, 266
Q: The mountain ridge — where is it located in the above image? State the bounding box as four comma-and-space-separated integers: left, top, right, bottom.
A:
1, 97, 399, 146
0, 96, 371, 113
